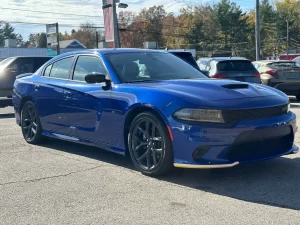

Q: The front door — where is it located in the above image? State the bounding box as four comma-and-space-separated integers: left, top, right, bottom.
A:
63, 55, 111, 143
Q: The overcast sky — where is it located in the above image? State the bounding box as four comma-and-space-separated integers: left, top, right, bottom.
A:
0, 0, 255, 41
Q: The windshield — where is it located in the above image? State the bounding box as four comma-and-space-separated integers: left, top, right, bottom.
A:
0, 57, 15, 70
105, 52, 207, 83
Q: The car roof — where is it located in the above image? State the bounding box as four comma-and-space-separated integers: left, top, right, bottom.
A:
5, 56, 52, 59
253, 60, 295, 63
51, 48, 171, 61
211, 57, 248, 61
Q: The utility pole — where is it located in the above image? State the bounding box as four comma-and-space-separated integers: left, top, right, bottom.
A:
112, 0, 120, 48
55, 22, 60, 55
102, 0, 128, 48
255, 0, 261, 60
96, 31, 99, 48
286, 20, 289, 55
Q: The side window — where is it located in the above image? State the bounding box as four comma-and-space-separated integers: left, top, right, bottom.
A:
49, 57, 74, 79
13, 58, 34, 74
43, 64, 52, 77
73, 56, 107, 82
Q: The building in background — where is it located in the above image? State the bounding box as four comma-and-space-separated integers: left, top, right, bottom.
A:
0, 39, 87, 60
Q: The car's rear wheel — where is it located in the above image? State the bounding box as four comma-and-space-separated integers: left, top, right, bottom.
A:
128, 112, 173, 176
21, 101, 44, 144
296, 94, 300, 101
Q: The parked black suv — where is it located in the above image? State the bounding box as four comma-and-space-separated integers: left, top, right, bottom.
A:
0, 56, 52, 98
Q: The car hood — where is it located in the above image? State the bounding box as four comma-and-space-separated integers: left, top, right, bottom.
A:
128, 79, 283, 101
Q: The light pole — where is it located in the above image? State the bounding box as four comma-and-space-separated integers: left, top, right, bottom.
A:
102, 0, 128, 48
286, 19, 289, 56
255, 0, 261, 60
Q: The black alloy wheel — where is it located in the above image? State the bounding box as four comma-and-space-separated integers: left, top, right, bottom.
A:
21, 101, 44, 144
128, 112, 173, 176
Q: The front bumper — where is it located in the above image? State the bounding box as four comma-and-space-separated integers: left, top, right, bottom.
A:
170, 111, 298, 168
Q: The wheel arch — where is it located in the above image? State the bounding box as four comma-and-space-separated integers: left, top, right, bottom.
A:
19, 96, 33, 114
123, 104, 171, 156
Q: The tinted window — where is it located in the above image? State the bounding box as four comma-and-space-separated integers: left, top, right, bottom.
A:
43, 64, 52, 76
73, 56, 107, 81
33, 57, 52, 71
49, 57, 74, 79
170, 52, 199, 70
106, 52, 207, 83
217, 60, 256, 71
13, 58, 35, 74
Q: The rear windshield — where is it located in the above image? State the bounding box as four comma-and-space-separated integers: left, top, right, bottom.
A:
217, 60, 256, 71
268, 62, 299, 68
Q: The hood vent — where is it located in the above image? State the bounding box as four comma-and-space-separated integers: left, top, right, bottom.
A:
222, 84, 249, 90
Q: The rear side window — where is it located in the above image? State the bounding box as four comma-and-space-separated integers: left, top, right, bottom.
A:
217, 60, 256, 71
49, 57, 74, 79
73, 56, 107, 81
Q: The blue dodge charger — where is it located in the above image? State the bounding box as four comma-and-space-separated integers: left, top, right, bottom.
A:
12, 49, 298, 176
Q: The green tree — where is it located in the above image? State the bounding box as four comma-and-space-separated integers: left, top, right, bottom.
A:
139, 5, 167, 47
0, 23, 23, 47
212, 0, 251, 55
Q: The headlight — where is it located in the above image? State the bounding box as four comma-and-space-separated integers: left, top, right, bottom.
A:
288, 102, 290, 112
174, 108, 224, 123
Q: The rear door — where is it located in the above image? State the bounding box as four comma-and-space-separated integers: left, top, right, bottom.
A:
216, 60, 260, 83
33, 56, 75, 134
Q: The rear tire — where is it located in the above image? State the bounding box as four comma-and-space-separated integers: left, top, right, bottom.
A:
128, 112, 173, 176
21, 101, 45, 144
296, 95, 300, 101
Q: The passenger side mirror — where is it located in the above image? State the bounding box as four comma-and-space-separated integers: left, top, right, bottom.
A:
85, 73, 110, 84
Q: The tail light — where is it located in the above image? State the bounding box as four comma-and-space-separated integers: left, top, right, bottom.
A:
253, 72, 260, 77
212, 73, 228, 79
266, 70, 278, 77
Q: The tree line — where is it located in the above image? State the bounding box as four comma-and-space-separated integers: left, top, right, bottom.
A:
119, 0, 300, 59
1, 0, 300, 60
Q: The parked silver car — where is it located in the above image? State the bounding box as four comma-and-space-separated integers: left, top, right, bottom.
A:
0, 56, 52, 97
199, 57, 261, 83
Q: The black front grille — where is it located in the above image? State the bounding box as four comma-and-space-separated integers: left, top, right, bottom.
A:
222, 104, 288, 124
227, 126, 293, 162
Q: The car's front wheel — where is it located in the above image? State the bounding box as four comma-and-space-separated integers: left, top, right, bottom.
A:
21, 101, 45, 144
296, 94, 300, 101
128, 112, 173, 176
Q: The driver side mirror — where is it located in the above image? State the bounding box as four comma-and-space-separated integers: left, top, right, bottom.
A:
85, 73, 110, 84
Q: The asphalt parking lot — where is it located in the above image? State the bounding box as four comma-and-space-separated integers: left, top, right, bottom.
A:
0, 99, 300, 224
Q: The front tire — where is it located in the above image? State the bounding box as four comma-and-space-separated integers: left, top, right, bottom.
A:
21, 101, 44, 144
296, 94, 300, 101
128, 112, 173, 176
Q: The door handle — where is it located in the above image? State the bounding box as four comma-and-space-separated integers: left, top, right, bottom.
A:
65, 91, 72, 99
34, 85, 40, 91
